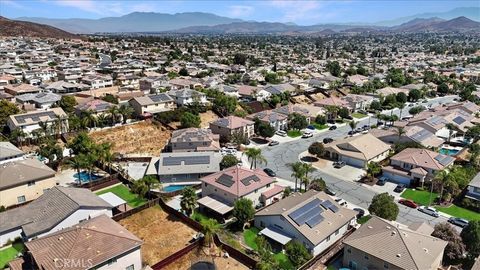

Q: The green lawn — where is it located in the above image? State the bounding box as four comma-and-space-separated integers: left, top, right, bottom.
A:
274, 253, 295, 270
191, 211, 210, 223
436, 204, 480, 221
312, 123, 328, 130
352, 112, 367, 119
243, 227, 260, 250
95, 184, 147, 208
400, 189, 438, 206
0, 242, 24, 269
357, 215, 371, 224
287, 130, 302, 138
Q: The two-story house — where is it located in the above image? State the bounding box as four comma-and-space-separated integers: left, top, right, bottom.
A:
382, 148, 455, 186
247, 110, 288, 131
167, 88, 208, 106
7, 108, 69, 138
82, 74, 113, 89
466, 172, 480, 202
209, 116, 255, 140
128, 93, 176, 117
169, 128, 220, 152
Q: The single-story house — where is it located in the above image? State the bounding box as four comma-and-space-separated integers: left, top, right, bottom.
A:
0, 186, 112, 246
255, 190, 356, 256
8, 215, 142, 270
466, 172, 480, 202
75, 99, 116, 116
324, 133, 391, 168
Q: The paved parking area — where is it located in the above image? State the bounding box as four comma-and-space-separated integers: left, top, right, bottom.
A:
362, 182, 403, 200
306, 155, 366, 182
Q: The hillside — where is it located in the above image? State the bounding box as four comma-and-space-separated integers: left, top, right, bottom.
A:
0, 16, 80, 39
393, 16, 480, 32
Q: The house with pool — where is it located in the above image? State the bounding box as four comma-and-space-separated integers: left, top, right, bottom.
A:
382, 148, 455, 187
197, 165, 282, 218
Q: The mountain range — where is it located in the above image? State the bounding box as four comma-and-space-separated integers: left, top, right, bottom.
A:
0, 16, 80, 39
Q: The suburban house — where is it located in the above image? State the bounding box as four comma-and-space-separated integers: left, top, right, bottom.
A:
0, 186, 112, 246
7, 108, 69, 137
167, 88, 208, 106
382, 148, 455, 186
45, 81, 89, 93
215, 84, 239, 97
146, 151, 222, 183
209, 116, 255, 140
15, 92, 61, 109
273, 104, 323, 123
81, 74, 113, 89
254, 190, 356, 256
128, 93, 176, 116
342, 94, 374, 111
347, 74, 368, 86
168, 78, 202, 90
247, 110, 288, 131
4, 84, 42, 96
139, 76, 169, 93
324, 134, 391, 168
465, 172, 480, 202
0, 158, 56, 207
370, 126, 444, 148
8, 215, 143, 270
198, 165, 278, 217
0, 142, 24, 164
238, 85, 270, 101
264, 83, 296, 95
168, 128, 220, 152
342, 216, 447, 270
75, 99, 116, 116
375, 87, 409, 97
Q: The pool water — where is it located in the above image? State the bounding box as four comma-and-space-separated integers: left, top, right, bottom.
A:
74, 171, 102, 183
163, 184, 190, 192
439, 148, 460, 156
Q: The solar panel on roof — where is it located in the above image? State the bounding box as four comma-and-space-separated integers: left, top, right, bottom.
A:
320, 200, 333, 209
305, 213, 324, 228
240, 175, 260, 186
329, 204, 340, 213
452, 116, 465, 125
288, 199, 322, 226
14, 111, 57, 124
185, 156, 210, 165
434, 155, 454, 166
162, 157, 182, 166
216, 174, 234, 187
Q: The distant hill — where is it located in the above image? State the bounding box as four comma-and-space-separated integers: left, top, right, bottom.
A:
17, 12, 243, 33
393, 16, 480, 32
0, 16, 80, 39
376, 7, 480, 26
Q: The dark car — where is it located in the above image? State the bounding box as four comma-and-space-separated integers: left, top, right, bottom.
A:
345, 115, 353, 120
348, 130, 355, 136
448, 217, 469, 228
323, 137, 334, 144
325, 187, 336, 196
327, 119, 335, 124
329, 125, 337, 130
394, 184, 406, 193
307, 125, 315, 130
353, 208, 365, 218
398, 199, 418, 209
377, 121, 384, 126
269, 140, 279, 146
362, 125, 370, 131
377, 177, 387, 186
333, 161, 346, 168
263, 168, 276, 177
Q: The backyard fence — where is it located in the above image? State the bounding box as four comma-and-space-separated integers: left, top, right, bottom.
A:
112, 198, 160, 221
150, 239, 202, 270
157, 183, 202, 197
75, 173, 120, 191
213, 234, 258, 269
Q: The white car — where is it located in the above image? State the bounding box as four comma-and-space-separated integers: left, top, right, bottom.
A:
418, 206, 440, 217
275, 130, 287, 137
302, 131, 313, 138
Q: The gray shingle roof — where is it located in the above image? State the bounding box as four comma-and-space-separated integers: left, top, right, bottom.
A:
0, 142, 23, 160
0, 158, 54, 190
0, 187, 112, 238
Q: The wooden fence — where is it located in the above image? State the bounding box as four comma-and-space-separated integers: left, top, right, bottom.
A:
150, 239, 202, 270
213, 234, 258, 269
112, 198, 160, 221
75, 173, 120, 191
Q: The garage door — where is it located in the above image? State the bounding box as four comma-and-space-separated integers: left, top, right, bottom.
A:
383, 172, 411, 186
340, 156, 365, 168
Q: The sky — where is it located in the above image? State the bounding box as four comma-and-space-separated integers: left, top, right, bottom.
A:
0, 0, 478, 25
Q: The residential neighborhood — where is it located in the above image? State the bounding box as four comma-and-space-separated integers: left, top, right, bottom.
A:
0, 2, 480, 270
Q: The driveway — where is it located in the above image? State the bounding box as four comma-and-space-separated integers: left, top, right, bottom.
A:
304, 155, 365, 182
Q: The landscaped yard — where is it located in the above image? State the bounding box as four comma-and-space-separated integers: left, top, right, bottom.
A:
191, 211, 209, 224
274, 253, 295, 270
312, 123, 328, 130
357, 215, 371, 225
0, 242, 24, 269
352, 112, 367, 119
96, 184, 146, 208
435, 204, 480, 221
287, 130, 302, 138
400, 189, 438, 206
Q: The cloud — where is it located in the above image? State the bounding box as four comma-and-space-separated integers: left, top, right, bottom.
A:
55, 0, 102, 14
2, 0, 26, 9
228, 5, 254, 18
267, 0, 328, 24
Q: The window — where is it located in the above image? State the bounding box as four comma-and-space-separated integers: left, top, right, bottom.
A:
364, 254, 369, 260
17, 196, 26, 203
267, 183, 271, 188
260, 221, 265, 228
126, 265, 134, 270
255, 189, 258, 193
107, 259, 117, 265
274, 224, 283, 230
384, 262, 389, 269
347, 248, 351, 254
27, 181, 35, 186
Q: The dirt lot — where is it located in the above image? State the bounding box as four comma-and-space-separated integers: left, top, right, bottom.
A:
310, 92, 327, 102
118, 206, 197, 266
164, 245, 249, 270
89, 121, 171, 156
292, 95, 313, 105
199, 110, 219, 128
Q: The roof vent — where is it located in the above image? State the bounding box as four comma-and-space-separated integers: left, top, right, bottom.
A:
367, 226, 373, 229
58, 237, 63, 241
391, 231, 397, 236
96, 250, 101, 254
282, 208, 286, 211
423, 248, 428, 253
396, 254, 401, 258
53, 258, 59, 262
386, 226, 391, 229
315, 230, 320, 234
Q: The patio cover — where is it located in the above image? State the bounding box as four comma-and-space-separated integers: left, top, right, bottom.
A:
99, 192, 126, 208
197, 195, 233, 215
259, 226, 292, 245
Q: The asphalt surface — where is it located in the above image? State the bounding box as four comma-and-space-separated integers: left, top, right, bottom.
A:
260, 95, 460, 228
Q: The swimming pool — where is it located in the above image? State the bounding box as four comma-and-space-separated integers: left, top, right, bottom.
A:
74, 171, 102, 183
163, 184, 190, 192
439, 148, 460, 156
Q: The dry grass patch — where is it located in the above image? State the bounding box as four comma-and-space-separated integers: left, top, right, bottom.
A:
199, 110, 219, 128
118, 206, 197, 266
89, 121, 171, 156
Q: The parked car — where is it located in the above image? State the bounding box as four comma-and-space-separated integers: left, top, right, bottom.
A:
398, 199, 418, 209
348, 130, 355, 136
394, 184, 406, 193
335, 198, 348, 206
302, 131, 313, 138
448, 217, 469, 228
323, 137, 334, 144
333, 161, 346, 168
329, 125, 337, 130
418, 206, 440, 217
269, 140, 279, 146
377, 121, 384, 126
325, 187, 336, 196
275, 130, 287, 137
362, 125, 370, 130
263, 168, 276, 177
307, 125, 315, 130
327, 119, 336, 124
353, 208, 365, 218
345, 115, 353, 120
377, 177, 387, 186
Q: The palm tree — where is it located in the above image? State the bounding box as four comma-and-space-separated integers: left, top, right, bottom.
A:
107, 106, 119, 126
118, 104, 134, 124
398, 103, 405, 120
68, 115, 82, 132
141, 175, 161, 197
244, 148, 267, 169
301, 163, 315, 191
349, 120, 357, 135
96, 114, 109, 128
396, 127, 405, 142
326, 106, 340, 121
67, 155, 87, 184
200, 218, 221, 248
289, 162, 305, 192
390, 115, 399, 126
9, 128, 26, 147
446, 123, 456, 143
366, 162, 381, 181
180, 187, 197, 216
81, 110, 98, 129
